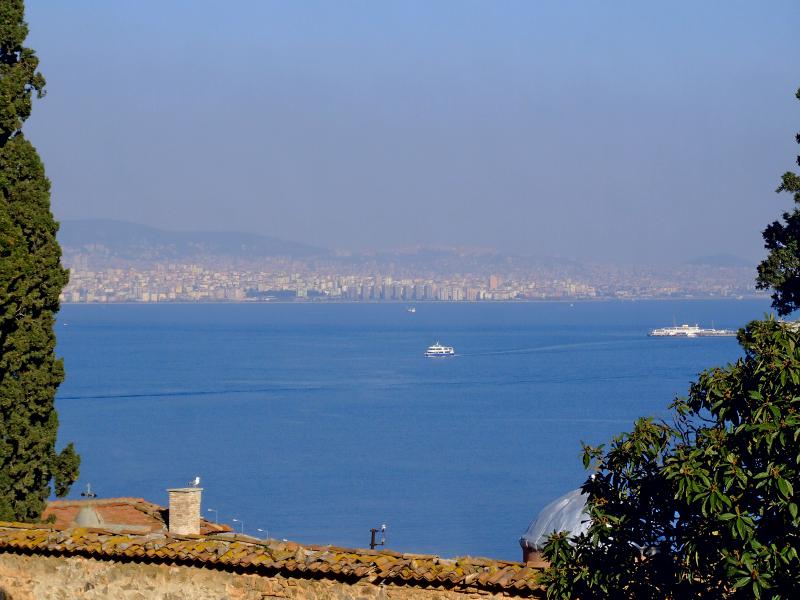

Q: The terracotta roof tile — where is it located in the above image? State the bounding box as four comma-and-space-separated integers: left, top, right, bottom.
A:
0, 522, 543, 597
42, 498, 231, 535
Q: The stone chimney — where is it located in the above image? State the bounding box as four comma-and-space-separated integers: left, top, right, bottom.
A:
521, 547, 548, 568
167, 487, 202, 535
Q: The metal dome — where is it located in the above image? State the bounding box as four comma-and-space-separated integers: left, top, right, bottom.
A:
519, 488, 590, 551
73, 505, 104, 528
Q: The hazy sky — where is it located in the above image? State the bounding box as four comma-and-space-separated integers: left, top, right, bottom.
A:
24, 1, 800, 264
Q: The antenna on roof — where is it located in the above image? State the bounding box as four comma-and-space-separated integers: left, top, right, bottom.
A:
369, 523, 387, 550
80, 483, 97, 498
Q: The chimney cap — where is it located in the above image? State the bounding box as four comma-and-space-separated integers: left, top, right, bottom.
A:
167, 487, 204, 493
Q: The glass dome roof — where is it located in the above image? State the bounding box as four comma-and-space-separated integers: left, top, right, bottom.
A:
519, 488, 590, 551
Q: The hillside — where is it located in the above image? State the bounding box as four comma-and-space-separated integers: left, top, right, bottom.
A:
58, 219, 325, 261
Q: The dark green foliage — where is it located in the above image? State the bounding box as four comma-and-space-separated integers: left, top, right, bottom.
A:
540, 320, 800, 599
540, 84, 800, 599
756, 89, 800, 316
0, 0, 78, 521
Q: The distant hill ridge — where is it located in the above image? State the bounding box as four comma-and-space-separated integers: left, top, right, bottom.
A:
683, 253, 754, 268
58, 219, 759, 271
58, 219, 325, 260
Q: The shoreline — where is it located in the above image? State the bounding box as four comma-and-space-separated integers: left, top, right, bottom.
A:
59, 296, 769, 307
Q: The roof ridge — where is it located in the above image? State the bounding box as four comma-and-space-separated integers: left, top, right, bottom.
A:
47, 497, 149, 505
0, 523, 543, 596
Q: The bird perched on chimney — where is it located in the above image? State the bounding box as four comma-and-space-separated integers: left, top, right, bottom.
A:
189, 476, 200, 487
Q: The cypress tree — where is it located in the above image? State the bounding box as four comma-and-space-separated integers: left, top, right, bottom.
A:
0, 0, 79, 521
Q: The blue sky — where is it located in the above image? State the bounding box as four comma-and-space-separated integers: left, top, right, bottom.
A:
24, 1, 800, 263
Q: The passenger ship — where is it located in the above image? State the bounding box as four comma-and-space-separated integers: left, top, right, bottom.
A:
648, 324, 735, 337
425, 342, 455, 357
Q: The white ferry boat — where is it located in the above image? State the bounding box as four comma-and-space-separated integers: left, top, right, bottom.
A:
649, 324, 735, 337
407, 307, 416, 313
695, 327, 737, 337
425, 342, 455, 357
649, 324, 702, 337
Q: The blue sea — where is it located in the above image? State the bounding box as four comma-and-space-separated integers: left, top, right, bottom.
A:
54, 299, 770, 560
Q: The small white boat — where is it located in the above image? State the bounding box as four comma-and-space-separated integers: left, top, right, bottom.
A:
425, 342, 455, 357
407, 307, 416, 313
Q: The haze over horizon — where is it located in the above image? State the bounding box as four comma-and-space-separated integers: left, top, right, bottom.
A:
57, 217, 757, 270
25, 1, 800, 265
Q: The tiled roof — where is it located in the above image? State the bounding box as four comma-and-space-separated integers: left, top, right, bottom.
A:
0, 522, 543, 596
43, 498, 230, 535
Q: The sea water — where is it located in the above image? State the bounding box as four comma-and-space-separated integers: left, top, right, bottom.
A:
54, 299, 769, 559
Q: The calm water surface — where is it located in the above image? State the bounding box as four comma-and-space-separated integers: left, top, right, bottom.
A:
55, 300, 769, 559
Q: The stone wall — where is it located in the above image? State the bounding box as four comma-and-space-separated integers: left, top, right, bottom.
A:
0, 552, 536, 600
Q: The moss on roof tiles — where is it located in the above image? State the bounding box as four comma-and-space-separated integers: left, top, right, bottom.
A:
0, 522, 543, 596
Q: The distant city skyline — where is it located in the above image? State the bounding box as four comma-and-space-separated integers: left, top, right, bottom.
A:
59, 255, 760, 305
25, 1, 800, 264
59, 218, 760, 304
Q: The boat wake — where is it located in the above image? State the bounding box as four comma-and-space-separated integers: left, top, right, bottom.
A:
459, 340, 627, 357
58, 384, 333, 401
